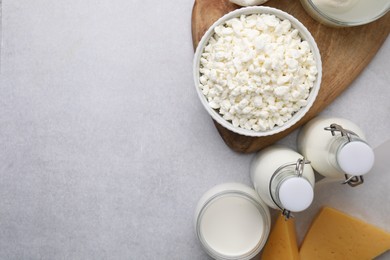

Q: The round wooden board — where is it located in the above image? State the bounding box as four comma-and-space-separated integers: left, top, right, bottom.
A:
192, 0, 390, 153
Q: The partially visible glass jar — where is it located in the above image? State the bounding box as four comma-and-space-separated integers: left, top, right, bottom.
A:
250, 145, 315, 219
298, 116, 375, 187
300, 0, 390, 27
194, 183, 270, 260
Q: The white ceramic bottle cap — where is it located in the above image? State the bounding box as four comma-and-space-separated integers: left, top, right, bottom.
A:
278, 177, 314, 212
337, 141, 375, 176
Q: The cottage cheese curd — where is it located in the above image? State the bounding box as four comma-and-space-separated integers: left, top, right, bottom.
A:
199, 14, 318, 131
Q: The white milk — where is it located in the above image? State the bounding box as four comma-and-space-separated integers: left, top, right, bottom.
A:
200, 196, 264, 257
298, 116, 375, 185
250, 145, 315, 218
195, 183, 270, 260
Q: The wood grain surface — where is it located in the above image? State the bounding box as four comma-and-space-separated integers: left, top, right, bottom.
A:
192, 0, 390, 153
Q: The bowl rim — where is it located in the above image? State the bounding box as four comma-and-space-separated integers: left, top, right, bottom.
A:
301, 0, 390, 27
193, 6, 322, 137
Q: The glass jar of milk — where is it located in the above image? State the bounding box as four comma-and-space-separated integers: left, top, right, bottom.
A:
298, 116, 375, 187
195, 183, 271, 260
250, 145, 315, 219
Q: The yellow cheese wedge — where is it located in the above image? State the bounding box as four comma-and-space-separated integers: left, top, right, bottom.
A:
261, 214, 299, 260
300, 207, 390, 260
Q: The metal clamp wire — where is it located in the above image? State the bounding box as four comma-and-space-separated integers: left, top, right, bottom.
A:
324, 123, 358, 142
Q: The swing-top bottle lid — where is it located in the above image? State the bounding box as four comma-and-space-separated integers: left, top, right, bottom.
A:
278, 177, 314, 212
337, 140, 375, 176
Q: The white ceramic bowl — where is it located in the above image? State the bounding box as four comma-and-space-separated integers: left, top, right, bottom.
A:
193, 6, 322, 137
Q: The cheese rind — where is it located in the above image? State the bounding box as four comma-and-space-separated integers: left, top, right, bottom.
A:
300, 207, 390, 260
261, 214, 299, 260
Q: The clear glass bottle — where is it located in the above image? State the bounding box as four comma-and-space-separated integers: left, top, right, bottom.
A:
298, 116, 375, 187
250, 145, 315, 219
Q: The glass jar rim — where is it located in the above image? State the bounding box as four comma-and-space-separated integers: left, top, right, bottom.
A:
195, 190, 270, 260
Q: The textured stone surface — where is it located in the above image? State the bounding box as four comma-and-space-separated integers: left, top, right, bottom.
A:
0, 1, 389, 259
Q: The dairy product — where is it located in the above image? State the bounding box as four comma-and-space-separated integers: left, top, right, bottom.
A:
200, 196, 264, 256
195, 183, 270, 260
230, 0, 269, 6
298, 116, 374, 184
261, 214, 299, 260
250, 145, 315, 217
301, 0, 390, 26
313, 0, 359, 13
300, 207, 390, 260
199, 13, 318, 131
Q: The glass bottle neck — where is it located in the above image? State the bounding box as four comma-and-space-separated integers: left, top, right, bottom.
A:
270, 167, 297, 209
269, 159, 313, 219
327, 130, 372, 187
328, 135, 363, 170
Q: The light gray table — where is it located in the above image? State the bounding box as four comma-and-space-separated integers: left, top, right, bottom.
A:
0, 1, 389, 259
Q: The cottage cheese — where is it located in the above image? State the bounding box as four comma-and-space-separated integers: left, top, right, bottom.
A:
199, 14, 318, 131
